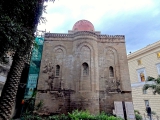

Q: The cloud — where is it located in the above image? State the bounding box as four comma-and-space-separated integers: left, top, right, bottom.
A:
38, 0, 160, 53
99, 1, 160, 53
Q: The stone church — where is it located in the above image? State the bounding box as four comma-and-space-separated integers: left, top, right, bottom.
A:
36, 20, 132, 114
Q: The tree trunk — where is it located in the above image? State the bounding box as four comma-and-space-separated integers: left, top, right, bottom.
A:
0, 52, 26, 120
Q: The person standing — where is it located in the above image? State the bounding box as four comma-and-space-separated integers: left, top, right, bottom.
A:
146, 105, 152, 120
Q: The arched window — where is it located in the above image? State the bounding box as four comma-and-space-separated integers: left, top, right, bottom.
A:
82, 63, 89, 76
56, 65, 60, 76
109, 66, 114, 77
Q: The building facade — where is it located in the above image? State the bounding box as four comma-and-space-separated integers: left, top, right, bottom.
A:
127, 41, 160, 116
35, 20, 132, 114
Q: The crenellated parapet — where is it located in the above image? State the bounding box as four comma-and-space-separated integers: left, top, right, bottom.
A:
73, 31, 97, 41
45, 31, 125, 43
97, 35, 125, 43
98, 35, 125, 39
45, 33, 73, 38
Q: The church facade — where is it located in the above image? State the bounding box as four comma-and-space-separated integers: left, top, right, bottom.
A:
35, 20, 132, 114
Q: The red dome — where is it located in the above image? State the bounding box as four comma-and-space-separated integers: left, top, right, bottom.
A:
72, 20, 94, 31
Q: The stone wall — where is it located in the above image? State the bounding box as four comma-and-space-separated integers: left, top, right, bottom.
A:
36, 31, 132, 115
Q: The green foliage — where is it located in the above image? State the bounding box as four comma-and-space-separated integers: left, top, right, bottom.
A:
21, 100, 44, 120
0, 0, 55, 63
95, 112, 109, 120
34, 100, 44, 111
68, 110, 94, 120
48, 114, 69, 120
134, 110, 142, 120
143, 76, 160, 94
21, 91, 44, 120
22, 91, 37, 113
135, 114, 142, 120
21, 111, 43, 120
134, 110, 140, 114
0, 0, 39, 61
21, 110, 123, 120
68, 110, 123, 120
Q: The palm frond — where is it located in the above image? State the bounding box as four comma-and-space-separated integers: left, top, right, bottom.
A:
146, 76, 155, 81
143, 84, 150, 90
143, 76, 160, 95
155, 85, 160, 94
156, 77, 160, 84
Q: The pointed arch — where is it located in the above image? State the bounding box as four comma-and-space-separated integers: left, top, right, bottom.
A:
53, 45, 67, 56
104, 46, 118, 65
76, 42, 94, 55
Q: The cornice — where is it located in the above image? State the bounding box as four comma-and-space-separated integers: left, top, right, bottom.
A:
73, 31, 97, 40
45, 33, 72, 38
98, 35, 125, 39
127, 40, 160, 60
131, 81, 155, 88
44, 31, 125, 43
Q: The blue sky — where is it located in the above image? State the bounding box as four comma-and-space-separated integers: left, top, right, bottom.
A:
38, 0, 160, 54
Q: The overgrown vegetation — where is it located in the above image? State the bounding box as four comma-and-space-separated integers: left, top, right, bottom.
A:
21, 110, 123, 120
20, 95, 123, 120
134, 110, 142, 120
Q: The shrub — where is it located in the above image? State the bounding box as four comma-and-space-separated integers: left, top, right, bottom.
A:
68, 110, 123, 120
68, 110, 94, 120
48, 114, 68, 120
20, 110, 124, 120
135, 114, 142, 120
134, 110, 142, 120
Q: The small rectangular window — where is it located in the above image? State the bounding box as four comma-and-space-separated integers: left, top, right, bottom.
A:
143, 90, 147, 94
137, 59, 142, 65
109, 66, 114, 77
137, 68, 146, 82
144, 100, 149, 107
56, 65, 60, 76
82, 63, 89, 76
157, 52, 160, 58
156, 63, 160, 75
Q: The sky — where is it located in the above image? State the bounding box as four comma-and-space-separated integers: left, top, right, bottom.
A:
38, 0, 160, 54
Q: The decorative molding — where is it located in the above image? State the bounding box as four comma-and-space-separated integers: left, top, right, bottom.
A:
44, 31, 125, 43
156, 63, 160, 75
76, 42, 94, 55
136, 67, 146, 82
127, 40, 160, 60
53, 45, 67, 57
131, 81, 155, 88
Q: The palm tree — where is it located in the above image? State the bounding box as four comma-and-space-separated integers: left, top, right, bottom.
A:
143, 75, 160, 94
0, 52, 30, 120
0, 0, 44, 119
0, 0, 55, 119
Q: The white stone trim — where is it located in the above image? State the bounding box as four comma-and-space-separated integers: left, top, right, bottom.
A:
156, 63, 160, 75
131, 81, 155, 88
127, 40, 160, 60
136, 68, 147, 82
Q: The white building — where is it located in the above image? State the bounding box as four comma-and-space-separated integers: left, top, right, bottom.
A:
127, 40, 160, 116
